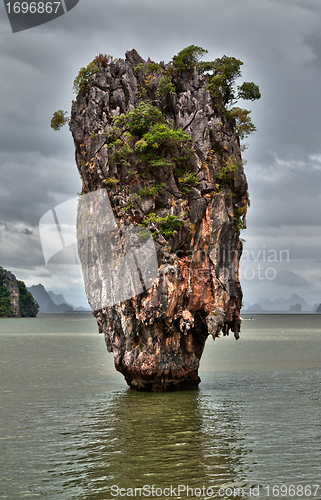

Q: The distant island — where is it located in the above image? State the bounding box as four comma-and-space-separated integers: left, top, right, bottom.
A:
315, 303, 321, 313
0, 266, 39, 317
242, 294, 321, 314
0, 266, 91, 317
27, 284, 90, 314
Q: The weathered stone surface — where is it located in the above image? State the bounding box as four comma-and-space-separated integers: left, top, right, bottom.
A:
70, 49, 249, 391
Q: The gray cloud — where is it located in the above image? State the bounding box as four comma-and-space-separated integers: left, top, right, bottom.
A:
274, 270, 311, 287
245, 155, 321, 228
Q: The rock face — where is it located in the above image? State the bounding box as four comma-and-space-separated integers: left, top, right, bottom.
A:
70, 49, 249, 391
0, 267, 39, 317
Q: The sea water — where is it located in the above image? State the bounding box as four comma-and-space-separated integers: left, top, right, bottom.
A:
0, 314, 321, 500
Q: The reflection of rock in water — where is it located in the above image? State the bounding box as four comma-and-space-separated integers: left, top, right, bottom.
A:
69, 391, 247, 497
70, 48, 249, 391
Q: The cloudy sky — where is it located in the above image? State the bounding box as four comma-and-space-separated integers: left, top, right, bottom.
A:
0, 0, 320, 307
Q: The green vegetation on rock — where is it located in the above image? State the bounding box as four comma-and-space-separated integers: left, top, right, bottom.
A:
173, 45, 208, 72
233, 205, 247, 232
104, 101, 194, 193
50, 110, 69, 131
139, 186, 159, 198
141, 213, 186, 238
172, 45, 260, 142
113, 101, 165, 136
0, 268, 13, 317
216, 157, 238, 187
224, 107, 257, 141
73, 53, 113, 94
17, 280, 39, 317
134, 122, 192, 161
156, 76, 176, 98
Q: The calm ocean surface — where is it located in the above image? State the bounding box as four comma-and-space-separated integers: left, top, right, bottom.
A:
1, 314, 321, 500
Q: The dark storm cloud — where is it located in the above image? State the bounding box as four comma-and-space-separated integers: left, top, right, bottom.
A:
0, 0, 320, 302
0, 223, 44, 268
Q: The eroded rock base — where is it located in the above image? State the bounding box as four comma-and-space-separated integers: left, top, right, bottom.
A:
126, 374, 201, 392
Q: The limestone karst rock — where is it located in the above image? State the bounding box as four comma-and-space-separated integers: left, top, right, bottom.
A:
70, 49, 250, 391
0, 267, 39, 317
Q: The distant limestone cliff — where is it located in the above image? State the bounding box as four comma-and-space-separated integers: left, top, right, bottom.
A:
0, 267, 39, 317
27, 285, 74, 313
245, 294, 314, 313
67, 46, 259, 391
